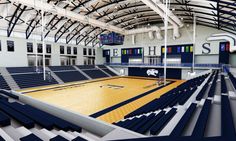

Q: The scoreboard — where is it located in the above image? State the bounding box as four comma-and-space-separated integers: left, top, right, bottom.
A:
100, 32, 124, 45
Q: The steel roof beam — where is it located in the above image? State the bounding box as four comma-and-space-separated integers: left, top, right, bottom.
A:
10, 0, 124, 34
7, 4, 26, 37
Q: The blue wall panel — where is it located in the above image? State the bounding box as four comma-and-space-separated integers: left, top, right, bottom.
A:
219, 42, 230, 64
121, 48, 143, 63
103, 50, 110, 63
161, 44, 193, 63
128, 67, 182, 79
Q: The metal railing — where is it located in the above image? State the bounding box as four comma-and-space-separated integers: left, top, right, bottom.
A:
105, 63, 224, 68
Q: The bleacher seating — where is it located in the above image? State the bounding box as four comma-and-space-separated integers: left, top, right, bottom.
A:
0, 90, 19, 99
170, 103, 197, 137
101, 69, 117, 76
49, 66, 75, 71
20, 134, 43, 141
55, 71, 88, 83
208, 71, 218, 97
124, 74, 208, 118
7, 67, 39, 74
196, 83, 208, 101
0, 91, 88, 141
11, 73, 58, 89
228, 72, 236, 90
115, 111, 166, 134
1, 65, 118, 90
0, 101, 35, 128
221, 75, 227, 93
221, 95, 236, 138
0, 75, 10, 90
97, 65, 117, 76
97, 65, 107, 69
77, 65, 95, 70
0, 111, 10, 127
2, 67, 236, 141
2, 101, 82, 132
191, 99, 212, 137
83, 69, 109, 79
150, 108, 177, 135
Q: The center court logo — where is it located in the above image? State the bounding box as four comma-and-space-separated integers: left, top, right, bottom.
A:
147, 69, 159, 76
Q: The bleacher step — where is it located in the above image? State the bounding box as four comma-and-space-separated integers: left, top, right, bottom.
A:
73, 66, 92, 80
45, 67, 64, 84
40, 129, 57, 139
15, 127, 32, 137
95, 66, 112, 77
2, 126, 24, 141
30, 128, 52, 141
106, 66, 120, 76
51, 130, 76, 140
0, 128, 14, 141
0, 68, 20, 90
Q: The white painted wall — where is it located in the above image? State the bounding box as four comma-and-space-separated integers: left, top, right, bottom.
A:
195, 55, 219, 64
95, 48, 105, 64
0, 25, 232, 67
102, 25, 229, 65
181, 69, 209, 80
0, 36, 28, 67
0, 36, 96, 67
229, 54, 236, 67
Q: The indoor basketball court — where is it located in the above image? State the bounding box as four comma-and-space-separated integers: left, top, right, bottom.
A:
0, 0, 236, 141
18, 76, 184, 123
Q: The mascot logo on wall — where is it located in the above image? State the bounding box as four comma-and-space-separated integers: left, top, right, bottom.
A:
147, 69, 159, 76
207, 33, 236, 52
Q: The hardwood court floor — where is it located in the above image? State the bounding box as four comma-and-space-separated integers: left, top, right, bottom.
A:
19, 76, 185, 123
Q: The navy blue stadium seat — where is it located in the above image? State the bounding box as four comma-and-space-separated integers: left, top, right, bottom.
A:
129, 113, 156, 131
83, 69, 108, 79
0, 90, 19, 99
11, 102, 81, 132
97, 65, 107, 69
208, 72, 218, 97
136, 111, 166, 134
221, 95, 236, 138
50, 135, 69, 141
115, 111, 166, 134
2, 101, 54, 130
101, 69, 117, 76
124, 74, 208, 119
221, 75, 227, 93
170, 103, 197, 137
228, 72, 236, 90
7, 67, 39, 74
113, 136, 231, 141
12, 73, 58, 89
77, 65, 95, 70
72, 136, 87, 141
0, 94, 8, 101
150, 108, 177, 135
196, 83, 208, 101
55, 71, 88, 82
0, 101, 34, 128
191, 99, 212, 138
0, 111, 10, 127
0, 136, 5, 141
49, 66, 75, 71
0, 75, 10, 90
20, 134, 43, 141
